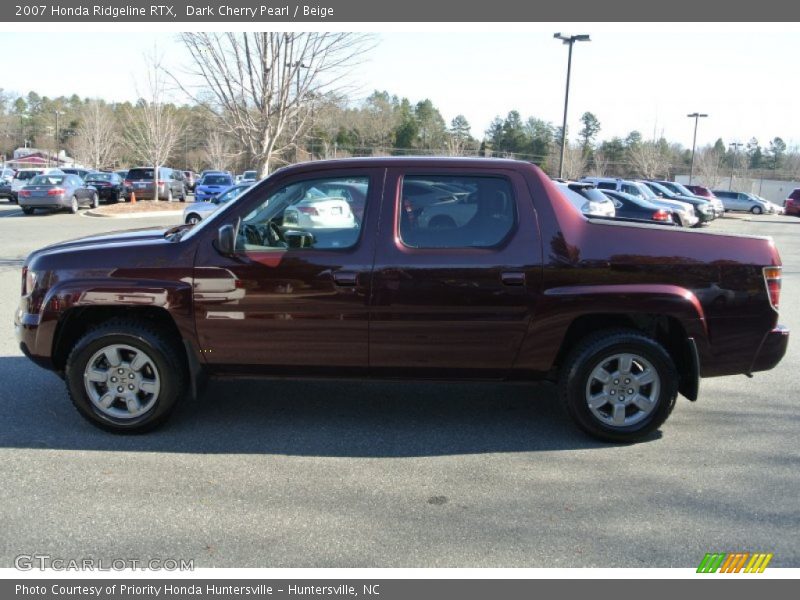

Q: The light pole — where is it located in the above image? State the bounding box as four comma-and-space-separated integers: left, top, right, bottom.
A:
286, 60, 309, 163
728, 141, 743, 190
53, 110, 64, 166
554, 32, 590, 179
686, 112, 708, 185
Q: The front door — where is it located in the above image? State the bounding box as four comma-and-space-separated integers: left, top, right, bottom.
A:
369, 167, 542, 378
192, 168, 382, 375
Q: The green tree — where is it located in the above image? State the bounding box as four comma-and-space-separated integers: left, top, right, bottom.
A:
767, 137, 786, 170
578, 112, 601, 156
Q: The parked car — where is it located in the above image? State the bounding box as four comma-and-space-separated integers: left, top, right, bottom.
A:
282, 185, 357, 229
18, 173, 98, 215
16, 158, 789, 442
183, 171, 198, 193
115, 169, 129, 181
60, 167, 92, 180
712, 190, 772, 214
601, 189, 676, 224
183, 183, 253, 224
581, 177, 698, 227
124, 167, 187, 202
195, 173, 235, 202
752, 195, 784, 215
7, 168, 65, 203
84, 172, 125, 203
653, 180, 724, 216
240, 170, 258, 184
0, 167, 17, 202
554, 182, 616, 218
784, 188, 800, 216
640, 181, 715, 225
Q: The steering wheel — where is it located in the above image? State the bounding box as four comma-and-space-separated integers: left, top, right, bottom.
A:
267, 221, 285, 246
241, 223, 264, 246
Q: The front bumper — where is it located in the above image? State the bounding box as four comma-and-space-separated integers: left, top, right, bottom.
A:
750, 325, 790, 374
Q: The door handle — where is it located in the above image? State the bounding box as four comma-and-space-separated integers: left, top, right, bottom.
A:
333, 271, 359, 286
501, 271, 525, 286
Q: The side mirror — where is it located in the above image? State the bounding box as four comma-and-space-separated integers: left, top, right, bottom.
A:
284, 229, 315, 249
217, 223, 237, 255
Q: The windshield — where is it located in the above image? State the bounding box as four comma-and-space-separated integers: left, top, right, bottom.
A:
242, 171, 257, 179
16, 171, 43, 180
646, 181, 673, 196
670, 182, 695, 196
634, 183, 658, 200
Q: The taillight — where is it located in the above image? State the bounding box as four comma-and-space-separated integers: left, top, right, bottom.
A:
652, 209, 670, 222
123, 179, 131, 186
19, 190, 31, 197
763, 266, 782, 310
47, 188, 65, 196
298, 207, 319, 215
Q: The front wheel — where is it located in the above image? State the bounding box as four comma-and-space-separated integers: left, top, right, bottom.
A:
185, 213, 201, 225
751, 205, 763, 215
559, 329, 678, 443
65, 319, 187, 433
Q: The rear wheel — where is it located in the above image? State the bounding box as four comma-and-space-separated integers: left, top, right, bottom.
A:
559, 329, 678, 443
91, 193, 99, 209
166, 188, 173, 203
21, 206, 34, 215
65, 319, 187, 433
69, 196, 79, 214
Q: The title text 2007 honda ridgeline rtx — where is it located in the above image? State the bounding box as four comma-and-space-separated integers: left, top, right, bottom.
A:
15, 158, 789, 441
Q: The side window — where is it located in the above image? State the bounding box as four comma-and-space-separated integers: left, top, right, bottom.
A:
399, 175, 515, 249
597, 181, 616, 190
236, 176, 368, 252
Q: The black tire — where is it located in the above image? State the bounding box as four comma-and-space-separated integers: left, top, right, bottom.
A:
69, 196, 79, 214
185, 213, 201, 225
751, 206, 763, 215
65, 319, 187, 433
91, 193, 99, 209
166, 188, 173, 203
180, 187, 186, 202
21, 206, 34, 215
558, 329, 678, 443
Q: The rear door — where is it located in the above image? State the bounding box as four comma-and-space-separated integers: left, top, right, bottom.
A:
369, 166, 542, 378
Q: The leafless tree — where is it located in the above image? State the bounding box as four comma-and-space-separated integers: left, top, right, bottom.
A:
72, 100, 118, 170
627, 140, 671, 179
694, 147, 725, 189
547, 143, 587, 179
586, 151, 610, 177
179, 32, 373, 177
124, 51, 181, 200
204, 129, 232, 171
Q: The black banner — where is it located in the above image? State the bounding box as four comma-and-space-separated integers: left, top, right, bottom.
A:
4, 579, 799, 600
3, 0, 800, 22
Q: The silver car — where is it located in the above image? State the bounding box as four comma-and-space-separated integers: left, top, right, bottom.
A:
183, 182, 253, 224
18, 173, 98, 215
712, 190, 771, 214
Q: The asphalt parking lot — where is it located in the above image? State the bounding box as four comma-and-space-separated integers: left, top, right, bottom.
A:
0, 203, 797, 568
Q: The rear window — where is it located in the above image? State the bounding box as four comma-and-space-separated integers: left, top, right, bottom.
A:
127, 168, 154, 180
202, 175, 233, 186
596, 181, 616, 190
789, 189, 800, 200
31, 175, 65, 185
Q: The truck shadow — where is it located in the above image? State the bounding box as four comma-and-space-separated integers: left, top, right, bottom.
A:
0, 356, 660, 456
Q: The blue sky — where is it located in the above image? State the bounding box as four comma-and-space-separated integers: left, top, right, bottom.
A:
2, 30, 798, 149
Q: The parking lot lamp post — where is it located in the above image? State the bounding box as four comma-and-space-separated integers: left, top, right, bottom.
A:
728, 141, 743, 190
687, 112, 708, 185
286, 60, 309, 163
554, 33, 590, 179
53, 110, 63, 167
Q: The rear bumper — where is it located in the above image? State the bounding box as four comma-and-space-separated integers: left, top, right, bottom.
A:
749, 325, 790, 374
18, 196, 68, 209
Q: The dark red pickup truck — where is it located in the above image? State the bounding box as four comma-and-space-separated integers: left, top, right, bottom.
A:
15, 158, 789, 441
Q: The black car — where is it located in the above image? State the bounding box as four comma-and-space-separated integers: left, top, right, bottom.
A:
85, 172, 125, 203
640, 180, 715, 226
602, 189, 677, 225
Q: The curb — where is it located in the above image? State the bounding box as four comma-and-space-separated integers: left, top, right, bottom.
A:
84, 209, 184, 219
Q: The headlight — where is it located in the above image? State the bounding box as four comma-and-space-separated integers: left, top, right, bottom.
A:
22, 268, 37, 296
